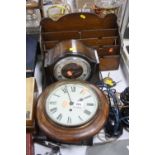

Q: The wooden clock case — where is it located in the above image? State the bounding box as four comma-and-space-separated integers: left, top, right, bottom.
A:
36, 80, 109, 143
44, 39, 100, 86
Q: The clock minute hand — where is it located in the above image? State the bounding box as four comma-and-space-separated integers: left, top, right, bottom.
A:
65, 86, 74, 105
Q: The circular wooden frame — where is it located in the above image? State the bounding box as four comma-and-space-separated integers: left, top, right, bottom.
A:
37, 80, 109, 143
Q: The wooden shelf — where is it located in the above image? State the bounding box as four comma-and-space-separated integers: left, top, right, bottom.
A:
41, 13, 121, 70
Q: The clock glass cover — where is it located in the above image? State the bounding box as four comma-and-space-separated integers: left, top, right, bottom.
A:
45, 82, 99, 127
53, 56, 91, 80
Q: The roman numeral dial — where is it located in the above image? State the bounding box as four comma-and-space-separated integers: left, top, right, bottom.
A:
67, 117, 72, 124
62, 87, 67, 93
57, 113, 62, 121
50, 107, 57, 114
87, 103, 94, 106
45, 82, 99, 127
84, 109, 91, 115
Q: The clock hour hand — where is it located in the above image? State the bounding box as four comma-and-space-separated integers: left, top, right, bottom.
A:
78, 95, 91, 102
65, 86, 74, 105
78, 98, 83, 101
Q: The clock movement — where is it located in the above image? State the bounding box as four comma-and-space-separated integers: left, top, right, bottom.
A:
44, 39, 100, 86
37, 80, 109, 143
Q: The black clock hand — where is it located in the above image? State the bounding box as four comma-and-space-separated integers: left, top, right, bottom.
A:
65, 86, 74, 105
78, 95, 91, 101
78, 98, 83, 101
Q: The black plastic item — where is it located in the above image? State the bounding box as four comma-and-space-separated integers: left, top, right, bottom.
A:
104, 107, 123, 138
121, 107, 129, 130
26, 34, 39, 77
33, 131, 93, 146
120, 87, 129, 105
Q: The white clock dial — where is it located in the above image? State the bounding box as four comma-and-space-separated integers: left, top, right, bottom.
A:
45, 83, 99, 126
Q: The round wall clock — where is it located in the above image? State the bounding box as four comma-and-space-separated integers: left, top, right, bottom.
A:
44, 40, 100, 86
37, 80, 109, 143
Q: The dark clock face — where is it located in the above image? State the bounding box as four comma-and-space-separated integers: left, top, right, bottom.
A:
61, 63, 83, 79
53, 56, 91, 80
45, 82, 99, 127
